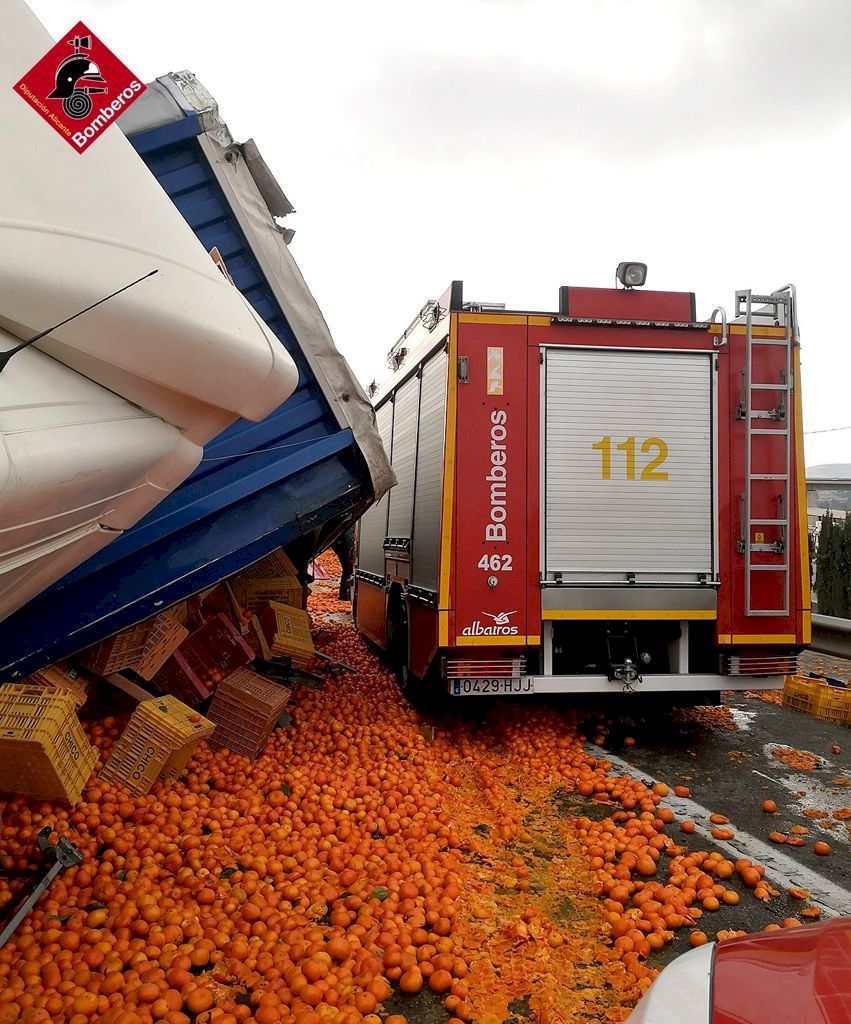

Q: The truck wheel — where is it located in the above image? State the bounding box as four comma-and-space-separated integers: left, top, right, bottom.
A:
387, 600, 414, 690
386, 599, 441, 708
398, 660, 443, 710
385, 589, 406, 673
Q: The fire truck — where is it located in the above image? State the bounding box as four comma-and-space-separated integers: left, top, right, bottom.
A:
354, 267, 810, 700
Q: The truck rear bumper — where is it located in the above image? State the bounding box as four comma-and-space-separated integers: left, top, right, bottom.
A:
447, 673, 783, 696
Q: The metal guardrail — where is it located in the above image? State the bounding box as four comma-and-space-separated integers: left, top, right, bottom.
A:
810, 613, 851, 659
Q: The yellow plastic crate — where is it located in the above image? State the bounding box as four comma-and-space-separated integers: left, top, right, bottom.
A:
239, 549, 298, 581
233, 576, 304, 615
261, 602, 314, 667
99, 695, 214, 796
161, 744, 197, 783
813, 684, 851, 726
782, 675, 821, 715
79, 612, 187, 679
78, 620, 152, 675
0, 685, 96, 803
136, 694, 214, 743
134, 614, 189, 681
27, 662, 93, 710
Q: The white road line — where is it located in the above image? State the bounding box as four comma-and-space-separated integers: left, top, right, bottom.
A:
751, 769, 783, 787
587, 744, 851, 918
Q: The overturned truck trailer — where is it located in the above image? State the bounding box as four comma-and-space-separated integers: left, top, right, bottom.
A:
0, 72, 392, 679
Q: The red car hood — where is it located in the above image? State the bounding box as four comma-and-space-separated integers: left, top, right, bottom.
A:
713, 918, 851, 1024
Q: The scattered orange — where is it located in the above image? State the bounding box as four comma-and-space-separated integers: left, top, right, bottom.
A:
0, 551, 782, 1024
399, 969, 424, 995
185, 990, 213, 1015
711, 828, 734, 841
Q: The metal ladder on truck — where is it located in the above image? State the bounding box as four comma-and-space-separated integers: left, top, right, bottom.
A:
736, 285, 797, 617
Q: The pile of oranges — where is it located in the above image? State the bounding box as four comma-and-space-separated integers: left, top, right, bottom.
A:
0, 553, 817, 1024
0, 568, 475, 1024
771, 746, 822, 771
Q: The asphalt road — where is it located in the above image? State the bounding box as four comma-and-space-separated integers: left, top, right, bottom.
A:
429, 677, 851, 988
318, 574, 851, 1015
585, 688, 851, 959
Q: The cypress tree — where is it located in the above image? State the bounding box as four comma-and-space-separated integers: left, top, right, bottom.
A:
842, 514, 851, 617
827, 513, 841, 616
816, 511, 836, 615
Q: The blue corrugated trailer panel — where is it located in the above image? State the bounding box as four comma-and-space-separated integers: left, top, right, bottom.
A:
0, 109, 372, 678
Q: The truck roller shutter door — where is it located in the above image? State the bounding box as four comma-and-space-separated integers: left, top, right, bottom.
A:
386, 376, 419, 540
358, 401, 394, 576
544, 348, 713, 584
411, 349, 448, 592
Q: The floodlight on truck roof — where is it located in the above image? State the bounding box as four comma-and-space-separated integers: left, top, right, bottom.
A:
616, 261, 648, 288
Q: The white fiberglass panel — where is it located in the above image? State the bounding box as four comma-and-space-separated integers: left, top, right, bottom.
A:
0, 3, 297, 443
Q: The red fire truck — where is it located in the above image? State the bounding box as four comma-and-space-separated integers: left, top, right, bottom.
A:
354, 267, 810, 700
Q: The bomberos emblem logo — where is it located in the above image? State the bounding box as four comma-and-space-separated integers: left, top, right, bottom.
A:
14, 21, 145, 152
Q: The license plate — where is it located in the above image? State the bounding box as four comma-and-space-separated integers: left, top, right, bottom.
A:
450, 677, 533, 696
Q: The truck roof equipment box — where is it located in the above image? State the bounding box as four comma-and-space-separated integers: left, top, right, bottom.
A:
0, 72, 392, 679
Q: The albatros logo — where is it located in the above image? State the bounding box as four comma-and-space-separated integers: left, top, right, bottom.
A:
461, 610, 519, 637
14, 22, 145, 152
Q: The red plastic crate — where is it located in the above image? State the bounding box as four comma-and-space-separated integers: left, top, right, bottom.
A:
244, 615, 271, 661
207, 669, 290, 759
152, 615, 254, 705
199, 583, 244, 623
152, 651, 209, 708
178, 614, 254, 688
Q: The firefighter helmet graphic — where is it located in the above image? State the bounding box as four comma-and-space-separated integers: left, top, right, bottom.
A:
15, 20, 145, 152
47, 34, 106, 119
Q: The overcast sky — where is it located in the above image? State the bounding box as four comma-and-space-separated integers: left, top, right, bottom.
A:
27, 0, 851, 468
